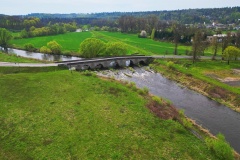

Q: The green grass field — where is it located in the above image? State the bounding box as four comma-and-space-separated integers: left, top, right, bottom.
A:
0, 68, 218, 159
93, 31, 193, 55
11, 31, 226, 57
10, 31, 198, 56
11, 32, 93, 53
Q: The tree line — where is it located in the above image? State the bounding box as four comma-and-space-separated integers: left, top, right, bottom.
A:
24, 7, 240, 24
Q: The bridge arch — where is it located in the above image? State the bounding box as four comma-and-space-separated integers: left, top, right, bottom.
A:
126, 60, 134, 67
95, 63, 105, 69
139, 60, 146, 66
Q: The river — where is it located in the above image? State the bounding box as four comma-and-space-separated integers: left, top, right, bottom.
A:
98, 67, 240, 153
6, 48, 81, 61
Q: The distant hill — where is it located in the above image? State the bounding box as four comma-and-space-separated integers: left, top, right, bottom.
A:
25, 7, 240, 24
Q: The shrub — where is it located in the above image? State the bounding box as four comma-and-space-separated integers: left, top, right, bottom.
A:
79, 38, 106, 58
137, 87, 149, 95
166, 61, 175, 69
205, 133, 234, 160
105, 42, 127, 56
152, 96, 163, 105
24, 43, 36, 52
47, 40, 62, 54
40, 46, 51, 54
81, 70, 97, 77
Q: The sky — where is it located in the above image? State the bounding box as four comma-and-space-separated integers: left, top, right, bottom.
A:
1, 0, 239, 15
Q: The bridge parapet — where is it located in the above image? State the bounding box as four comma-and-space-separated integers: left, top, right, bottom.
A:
59, 56, 153, 70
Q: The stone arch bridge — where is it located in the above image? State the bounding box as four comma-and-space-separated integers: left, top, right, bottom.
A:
58, 56, 153, 70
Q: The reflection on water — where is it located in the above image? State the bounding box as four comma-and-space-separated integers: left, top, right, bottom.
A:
98, 67, 240, 153
5, 48, 81, 61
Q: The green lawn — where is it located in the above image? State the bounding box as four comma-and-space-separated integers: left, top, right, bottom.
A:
0, 68, 218, 159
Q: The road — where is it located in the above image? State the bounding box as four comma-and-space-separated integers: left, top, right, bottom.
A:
0, 55, 237, 67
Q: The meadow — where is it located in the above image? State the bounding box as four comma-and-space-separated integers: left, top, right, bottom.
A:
0, 67, 219, 159
11, 32, 93, 53
10, 31, 197, 56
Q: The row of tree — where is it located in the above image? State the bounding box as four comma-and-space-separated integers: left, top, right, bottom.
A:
19, 22, 77, 38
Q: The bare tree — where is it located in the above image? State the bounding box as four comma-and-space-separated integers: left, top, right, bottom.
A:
192, 30, 204, 63
211, 36, 219, 60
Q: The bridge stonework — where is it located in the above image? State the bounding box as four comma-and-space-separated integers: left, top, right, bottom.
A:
58, 56, 153, 70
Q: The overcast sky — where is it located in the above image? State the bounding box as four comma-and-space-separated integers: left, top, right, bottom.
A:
1, 0, 239, 15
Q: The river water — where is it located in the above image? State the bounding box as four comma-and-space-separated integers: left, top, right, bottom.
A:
98, 67, 240, 153
6, 48, 81, 61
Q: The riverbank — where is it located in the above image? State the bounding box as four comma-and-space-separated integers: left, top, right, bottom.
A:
0, 51, 46, 63
150, 59, 240, 112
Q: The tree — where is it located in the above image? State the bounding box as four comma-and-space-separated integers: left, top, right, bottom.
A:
221, 32, 231, 55
172, 23, 186, 55
105, 42, 127, 56
79, 38, 106, 58
47, 41, 62, 54
0, 28, 12, 51
234, 31, 240, 48
223, 46, 240, 64
151, 28, 156, 40
191, 30, 205, 63
211, 36, 219, 60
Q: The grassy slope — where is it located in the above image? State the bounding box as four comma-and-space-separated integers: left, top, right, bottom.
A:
0, 52, 42, 63
0, 68, 217, 159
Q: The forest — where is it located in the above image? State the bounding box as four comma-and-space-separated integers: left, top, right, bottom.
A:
1, 6, 240, 31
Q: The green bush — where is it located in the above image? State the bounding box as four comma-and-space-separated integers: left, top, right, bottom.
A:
205, 133, 234, 160
24, 43, 36, 52
137, 87, 149, 95
152, 96, 163, 105
40, 46, 52, 54
167, 61, 175, 69
47, 40, 62, 54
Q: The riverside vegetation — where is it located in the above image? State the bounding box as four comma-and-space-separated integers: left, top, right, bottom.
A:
150, 59, 240, 112
0, 64, 230, 159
